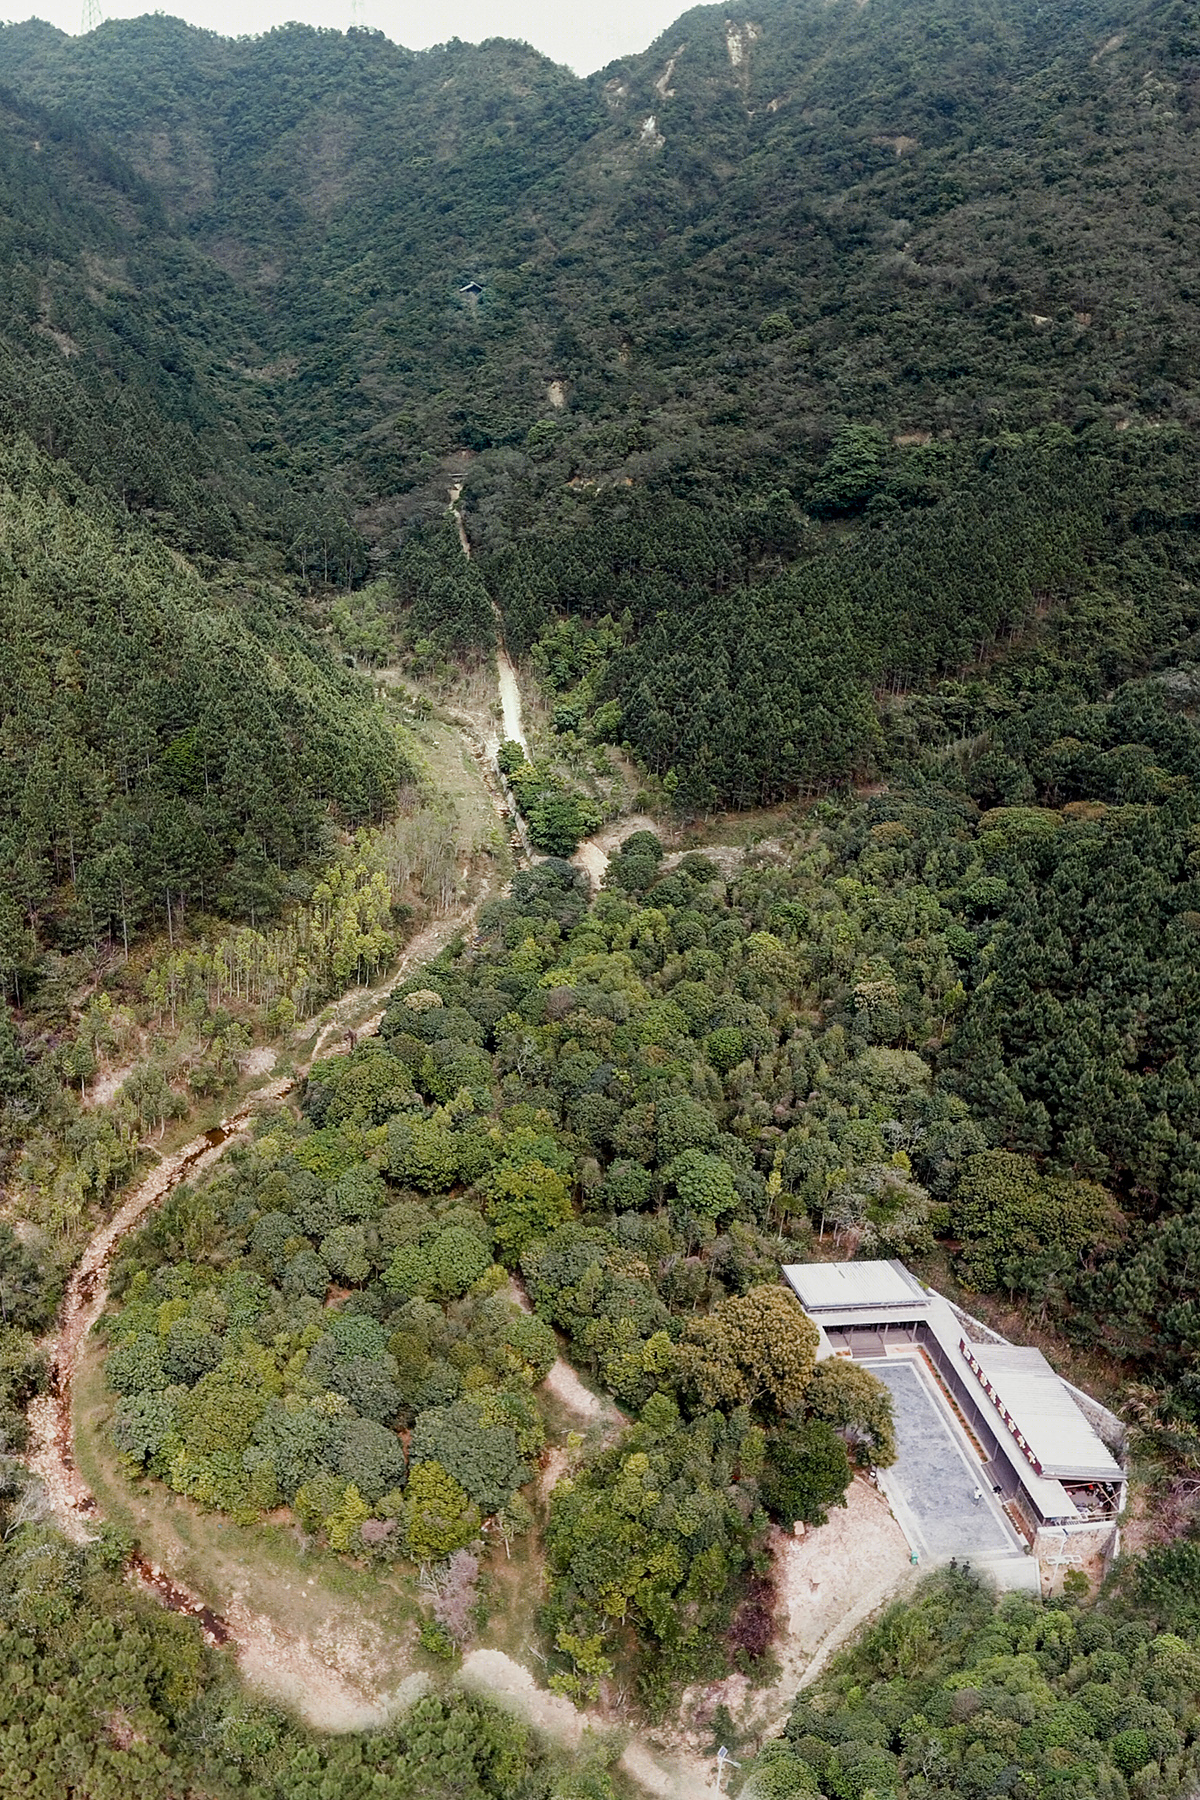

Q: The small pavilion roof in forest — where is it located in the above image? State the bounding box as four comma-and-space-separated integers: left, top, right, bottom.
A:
782, 1258, 930, 1319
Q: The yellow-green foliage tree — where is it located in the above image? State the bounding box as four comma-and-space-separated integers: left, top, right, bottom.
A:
403, 1460, 481, 1564
142, 830, 402, 1029
485, 1159, 573, 1263
805, 1357, 897, 1467
677, 1285, 820, 1415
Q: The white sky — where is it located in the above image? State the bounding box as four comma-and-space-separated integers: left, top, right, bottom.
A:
3, 0, 685, 74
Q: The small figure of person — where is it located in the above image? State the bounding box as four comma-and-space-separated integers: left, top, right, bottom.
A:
973, 1484, 983, 1504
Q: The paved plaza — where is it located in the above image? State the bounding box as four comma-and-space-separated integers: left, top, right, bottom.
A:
864, 1356, 1029, 1573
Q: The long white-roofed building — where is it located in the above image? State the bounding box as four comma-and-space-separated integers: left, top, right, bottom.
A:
781, 1259, 1126, 1583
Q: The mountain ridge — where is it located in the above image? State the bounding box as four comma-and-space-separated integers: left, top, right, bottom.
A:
1, 0, 1198, 816
4, 0, 1196, 501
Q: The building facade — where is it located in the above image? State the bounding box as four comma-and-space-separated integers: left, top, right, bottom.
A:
782, 1259, 1125, 1573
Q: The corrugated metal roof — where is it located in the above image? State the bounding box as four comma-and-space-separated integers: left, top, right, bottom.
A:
782, 1259, 930, 1315
968, 1344, 1123, 1483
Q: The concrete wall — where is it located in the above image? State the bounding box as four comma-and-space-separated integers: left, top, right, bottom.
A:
1034, 1519, 1120, 1591
917, 1328, 1025, 1505
849, 1320, 1026, 1505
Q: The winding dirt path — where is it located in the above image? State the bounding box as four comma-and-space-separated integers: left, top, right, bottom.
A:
21, 704, 518, 1669
23, 1027, 720, 1786
16, 576, 880, 1780
21, 907, 489, 1711
27, 1081, 294, 1557
307, 898, 490, 1063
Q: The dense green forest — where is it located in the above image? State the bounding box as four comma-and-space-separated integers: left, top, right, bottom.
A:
0, 436, 407, 965
1, 0, 1198, 805
488, 424, 1199, 806
101, 848, 905, 1707
5, 0, 1198, 505
748, 1562, 1200, 1799
0, 75, 362, 571
3, 0, 1200, 1785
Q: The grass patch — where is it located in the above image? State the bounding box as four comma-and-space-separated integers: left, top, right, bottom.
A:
475, 1507, 547, 1665
73, 1332, 420, 1684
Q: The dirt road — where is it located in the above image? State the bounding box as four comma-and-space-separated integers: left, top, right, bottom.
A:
17, 552, 909, 1778
495, 652, 527, 752
571, 813, 661, 889
27, 1080, 294, 1552
307, 898, 490, 1062
448, 481, 528, 761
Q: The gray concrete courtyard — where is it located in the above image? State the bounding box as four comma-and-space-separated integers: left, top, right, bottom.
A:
864, 1356, 1030, 1575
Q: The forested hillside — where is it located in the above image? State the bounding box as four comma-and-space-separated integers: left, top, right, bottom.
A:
0, 77, 364, 569
6, 0, 1198, 490
0, 437, 407, 966
1, 0, 1198, 800
4, 0, 1200, 1787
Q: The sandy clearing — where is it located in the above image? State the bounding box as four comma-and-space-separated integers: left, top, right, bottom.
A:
541, 1358, 622, 1427
654, 55, 679, 99
461, 1648, 591, 1747
229, 1594, 426, 1731
674, 1477, 914, 1750
570, 813, 662, 889
778, 1479, 917, 1692
685, 1477, 915, 1743
573, 838, 610, 889
664, 843, 744, 879
571, 816, 752, 892
1091, 30, 1124, 60
619, 1737, 721, 1798
84, 1062, 137, 1109
461, 1650, 719, 1797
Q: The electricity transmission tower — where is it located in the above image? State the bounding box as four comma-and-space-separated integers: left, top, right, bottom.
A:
81, 0, 103, 31
348, 0, 363, 27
